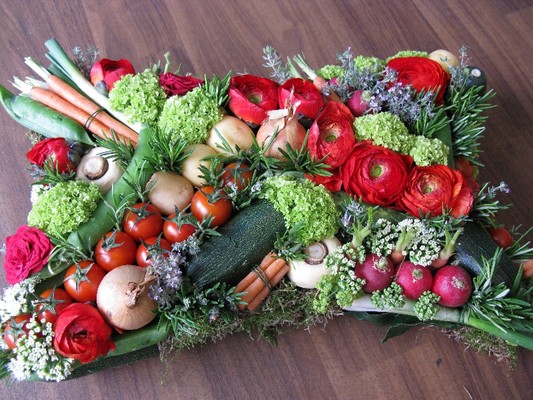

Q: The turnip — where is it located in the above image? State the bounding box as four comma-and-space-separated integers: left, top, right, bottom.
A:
395, 261, 433, 300
431, 265, 472, 307
354, 253, 394, 293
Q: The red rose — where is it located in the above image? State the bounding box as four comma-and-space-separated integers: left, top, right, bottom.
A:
387, 57, 450, 105
228, 74, 279, 125
90, 58, 135, 92
53, 303, 115, 364
278, 78, 324, 120
342, 142, 413, 206
306, 169, 343, 192
3, 226, 53, 284
159, 73, 204, 97
308, 101, 356, 169
397, 164, 474, 218
26, 138, 81, 174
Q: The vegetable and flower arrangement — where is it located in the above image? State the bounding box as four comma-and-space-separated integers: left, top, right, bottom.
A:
0, 39, 531, 382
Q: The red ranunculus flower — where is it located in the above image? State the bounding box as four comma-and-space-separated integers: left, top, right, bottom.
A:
278, 78, 324, 120
159, 73, 204, 97
308, 101, 356, 169
342, 142, 413, 206
397, 164, 474, 218
3, 226, 53, 284
387, 57, 450, 105
90, 58, 135, 91
306, 169, 343, 192
26, 137, 81, 173
228, 74, 279, 125
53, 303, 115, 364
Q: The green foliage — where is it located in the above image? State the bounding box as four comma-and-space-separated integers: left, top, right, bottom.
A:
413, 291, 440, 321
371, 282, 406, 309
260, 175, 340, 245
109, 69, 167, 125
354, 112, 413, 154
317, 65, 344, 80
28, 180, 101, 236
158, 86, 223, 146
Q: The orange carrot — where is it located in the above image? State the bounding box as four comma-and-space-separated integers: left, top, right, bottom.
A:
44, 74, 138, 145
29, 87, 112, 140
235, 252, 277, 294
247, 264, 290, 311
240, 258, 287, 303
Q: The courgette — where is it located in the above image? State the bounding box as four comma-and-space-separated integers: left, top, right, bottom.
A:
186, 199, 286, 289
454, 221, 518, 286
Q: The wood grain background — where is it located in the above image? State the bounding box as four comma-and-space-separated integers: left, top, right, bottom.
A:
0, 0, 531, 399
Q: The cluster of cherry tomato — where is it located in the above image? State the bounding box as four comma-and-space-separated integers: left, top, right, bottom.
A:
3, 162, 253, 349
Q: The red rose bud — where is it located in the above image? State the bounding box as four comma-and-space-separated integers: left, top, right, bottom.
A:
26, 137, 82, 173
53, 303, 115, 364
3, 226, 53, 284
342, 142, 413, 206
386, 57, 450, 105
90, 58, 135, 92
228, 74, 279, 126
397, 164, 474, 218
308, 101, 356, 169
159, 73, 204, 97
278, 78, 324, 121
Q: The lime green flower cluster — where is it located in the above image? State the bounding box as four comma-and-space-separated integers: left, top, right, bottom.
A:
354, 112, 448, 166
353, 55, 386, 72
260, 175, 339, 246
28, 180, 100, 236
109, 69, 167, 125
317, 65, 344, 80
158, 86, 223, 145
386, 50, 428, 62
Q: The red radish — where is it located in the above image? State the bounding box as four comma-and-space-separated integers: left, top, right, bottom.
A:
347, 89, 370, 117
395, 261, 433, 299
354, 254, 394, 293
431, 265, 472, 307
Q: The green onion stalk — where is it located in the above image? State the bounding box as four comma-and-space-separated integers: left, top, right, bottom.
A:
43, 38, 143, 133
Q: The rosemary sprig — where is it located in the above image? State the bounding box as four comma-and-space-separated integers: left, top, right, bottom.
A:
94, 130, 135, 170
202, 72, 231, 108
470, 182, 511, 227
262, 45, 292, 84
143, 127, 191, 173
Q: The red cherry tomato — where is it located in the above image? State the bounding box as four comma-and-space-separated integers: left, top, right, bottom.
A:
163, 213, 197, 243
221, 162, 253, 191
35, 288, 73, 324
191, 186, 232, 227
3, 314, 31, 349
136, 237, 172, 267
488, 226, 514, 249
122, 202, 164, 242
94, 230, 138, 271
63, 260, 106, 302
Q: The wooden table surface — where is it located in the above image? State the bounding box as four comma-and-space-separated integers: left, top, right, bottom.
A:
0, 0, 532, 399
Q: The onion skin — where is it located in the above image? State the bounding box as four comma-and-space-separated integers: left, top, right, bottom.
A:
96, 264, 158, 330
256, 113, 307, 160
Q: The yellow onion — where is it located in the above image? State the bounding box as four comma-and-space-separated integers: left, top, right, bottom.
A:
256, 97, 307, 160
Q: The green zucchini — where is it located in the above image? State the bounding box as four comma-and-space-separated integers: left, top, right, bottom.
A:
0, 84, 94, 145
186, 199, 286, 289
454, 221, 517, 286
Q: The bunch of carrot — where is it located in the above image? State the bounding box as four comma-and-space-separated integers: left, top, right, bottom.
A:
235, 252, 290, 312
20, 58, 138, 146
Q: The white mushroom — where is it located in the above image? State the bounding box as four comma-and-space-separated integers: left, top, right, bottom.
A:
288, 236, 341, 289
76, 147, 124, 194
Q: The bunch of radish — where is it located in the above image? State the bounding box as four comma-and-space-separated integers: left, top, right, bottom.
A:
355, 253, 473, 308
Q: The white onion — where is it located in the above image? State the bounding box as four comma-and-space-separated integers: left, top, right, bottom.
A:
97, 265, 158, 330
